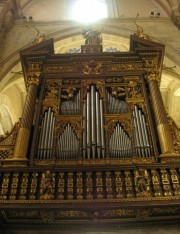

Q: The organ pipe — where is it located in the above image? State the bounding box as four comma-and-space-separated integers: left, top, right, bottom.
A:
86, 92, 91, 159
83, 100, 87, 158
37, 107, 55, 159
133, 105, 151, 157
100, 99, 105, 158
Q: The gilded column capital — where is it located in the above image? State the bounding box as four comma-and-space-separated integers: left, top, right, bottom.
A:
146, 72, 160, 84
27, 72, 41, 86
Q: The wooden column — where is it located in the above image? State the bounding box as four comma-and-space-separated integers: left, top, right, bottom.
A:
147, 73, 175, 154
13, 75, 40, 161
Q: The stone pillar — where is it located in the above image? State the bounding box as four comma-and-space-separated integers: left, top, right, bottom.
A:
147, 73, 175, 154
13, 75, 40, 161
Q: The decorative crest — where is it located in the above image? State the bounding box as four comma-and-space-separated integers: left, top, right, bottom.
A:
26, 24, 46, 45
134, 14, 150, 39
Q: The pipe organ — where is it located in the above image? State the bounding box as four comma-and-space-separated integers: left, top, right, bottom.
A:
1, 34, 180, 231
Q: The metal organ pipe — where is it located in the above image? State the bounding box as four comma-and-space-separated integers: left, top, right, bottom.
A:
38, 116, 45, 159
91, 85, 96, 158
133, 105, 151, 157
142, 115, 151, 156
86, 92, 91, 159
100, 99, 105, 158
96, 92, 101, 159
37, 107, 55, 159
83, 100, 87, 159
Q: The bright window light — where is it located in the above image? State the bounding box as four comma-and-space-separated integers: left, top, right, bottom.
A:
71, 0, 107, 23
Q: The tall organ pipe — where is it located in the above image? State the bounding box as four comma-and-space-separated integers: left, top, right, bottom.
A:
47, 112, 53, 159
38, 116, 45, 159
142, 115, 151, 156
138, 110, 148, 157
37, 108, 55, 159
133, 106, 152, 157
96, 92, 101, 159
100, 99, 105, 158
83, 100, 87, 158
86, 92, 91, 159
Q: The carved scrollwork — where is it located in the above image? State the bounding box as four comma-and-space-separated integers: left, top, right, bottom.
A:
108, 62, 143, 72
168, 115, 180, 153
55, 120, 83, 139
110, 86, 126, 99
0, 122, 19, 145
56, 211, 88, 218
106, 77, 124, 83
145, 71, 160, 84
44, 81, 60, 101
134, 169, 151, 197
105, 119, 132, 137
136, 209, 151, 221
127, 80, 143, 98
82, 80, 105, 99
0, 173, 10, 200
42, 103, 59, 115
40, 211, 55, 223
62, 79, 80, 84
82, 60, 102, 74
128, 102, 146, 114
60, 87, 77, 101
27, 72, 41, 86
102, 209, 135, 217
29, 173, 38, 200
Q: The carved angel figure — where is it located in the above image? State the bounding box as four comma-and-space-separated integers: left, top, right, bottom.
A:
134, 169, 150, 196
40, 171, 55, 199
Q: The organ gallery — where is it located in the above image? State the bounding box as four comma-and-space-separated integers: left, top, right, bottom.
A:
0, 29, 180, 231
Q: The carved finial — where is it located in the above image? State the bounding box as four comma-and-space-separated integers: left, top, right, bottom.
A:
82, 26, 102, 45
25, 24, 46, 45
134, 13, 150, 39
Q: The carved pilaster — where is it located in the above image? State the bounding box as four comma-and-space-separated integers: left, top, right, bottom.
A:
146, 73, 175, 155
151, 169, 163, 197
57, 173, 65, 200
115, 171, 124, 198
12, 74, 40, 163
86, 172, 93, 199
76, 172, 83, 200
67, 172, 74, 200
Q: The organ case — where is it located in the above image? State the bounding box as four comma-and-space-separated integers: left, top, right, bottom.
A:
32, 74, 157, 163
